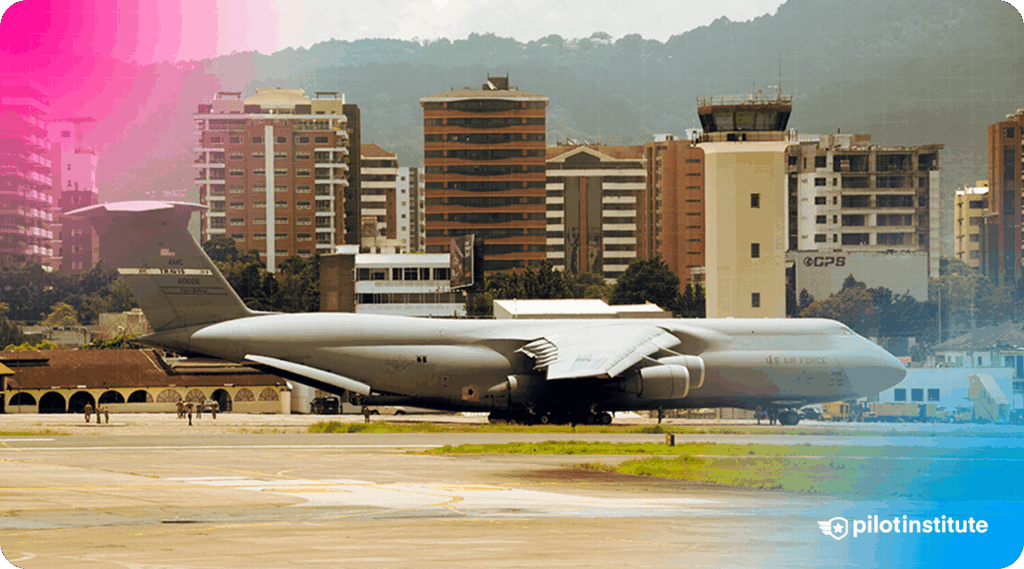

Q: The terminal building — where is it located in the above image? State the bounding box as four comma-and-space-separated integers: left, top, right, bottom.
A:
319, 248, 463, 317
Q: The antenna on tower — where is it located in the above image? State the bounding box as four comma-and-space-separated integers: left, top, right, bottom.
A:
778, 51, 783, 98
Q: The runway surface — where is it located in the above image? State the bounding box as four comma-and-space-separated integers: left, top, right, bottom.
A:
0, 415, 1022, 568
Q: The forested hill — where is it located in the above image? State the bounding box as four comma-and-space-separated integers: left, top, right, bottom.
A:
48, 0, 1022, 203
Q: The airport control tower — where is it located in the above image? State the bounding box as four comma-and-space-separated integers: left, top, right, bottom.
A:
696, 91, 795, 318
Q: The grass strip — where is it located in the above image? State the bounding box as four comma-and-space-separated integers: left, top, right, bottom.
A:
425, 441, 1024, 500
310, 422, 688, 434
308, 421, 1020, 437
424, 441, 1024, 460
0, 430, 67, 436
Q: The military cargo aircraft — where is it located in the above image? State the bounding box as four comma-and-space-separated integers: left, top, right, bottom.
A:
70, 202, 907, 426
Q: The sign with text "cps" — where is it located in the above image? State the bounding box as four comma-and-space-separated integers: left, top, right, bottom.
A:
803, 256, 847, 268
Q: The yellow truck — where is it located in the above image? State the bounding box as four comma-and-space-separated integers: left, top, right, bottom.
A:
862, 402, 938, 423
821, 401, 853, 422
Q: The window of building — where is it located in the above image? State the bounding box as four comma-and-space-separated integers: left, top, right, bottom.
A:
751, 293, 760, 308
927, 389, 940, 402
751, 243, 760, 258
816, 215, 827, 224
229, 136, 241, 144
815, 156, 826, 168
433, 267, 450, 281
814, 196, 826, 205
275, 136, 286, 144
894, 388, 906, 401
314, 136, 329, 144
788, 155, 798, 166
814, 234, 827, 243
911, 388, 923, 402
297, 136, 310, 144
1007, 127, 1016, 139
210, 136, 223, 144
750, 193, 760, 208
252, 136, 263, 144
814, 178, 827, 186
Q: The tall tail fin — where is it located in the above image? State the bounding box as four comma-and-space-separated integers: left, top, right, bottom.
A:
68, 201, 255, 333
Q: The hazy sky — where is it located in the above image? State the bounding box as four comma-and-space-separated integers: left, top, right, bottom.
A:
203, 0, 792, 58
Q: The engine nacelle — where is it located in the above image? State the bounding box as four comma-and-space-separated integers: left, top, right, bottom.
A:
656, 355, 705, 389
637, 364, 690, 400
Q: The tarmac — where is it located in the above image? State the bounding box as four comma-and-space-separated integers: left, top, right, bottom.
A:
1, 413, 1021, 568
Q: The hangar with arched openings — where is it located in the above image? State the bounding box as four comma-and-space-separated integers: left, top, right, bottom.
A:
2, 349, 291, 414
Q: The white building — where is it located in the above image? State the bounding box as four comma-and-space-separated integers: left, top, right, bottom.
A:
354, 253, 464, 317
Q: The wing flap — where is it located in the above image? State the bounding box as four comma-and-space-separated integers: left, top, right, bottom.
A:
518, 324, 681, 380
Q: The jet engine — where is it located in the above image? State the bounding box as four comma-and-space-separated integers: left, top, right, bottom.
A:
624, 355, 705, 401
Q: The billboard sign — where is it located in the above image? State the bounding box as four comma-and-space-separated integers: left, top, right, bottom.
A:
450, 234, 474, 290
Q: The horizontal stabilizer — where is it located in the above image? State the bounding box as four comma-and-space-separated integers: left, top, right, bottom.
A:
244, 354, 372, 396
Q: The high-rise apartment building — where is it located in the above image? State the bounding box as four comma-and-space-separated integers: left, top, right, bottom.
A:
48, 118, 99, 273
193, 89, 359, 270
785, 134, 943, 278
644, 135, 706, 286
359, 144, 399, 245
0, 77, 53, 268
545, 144, 645, 279
983, 109, 1024, 287
954, 183, 990, 269
420, 76, 548, 271
398, 167, 426, 252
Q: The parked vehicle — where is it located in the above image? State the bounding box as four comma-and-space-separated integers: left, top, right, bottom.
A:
310, 396, 341, 415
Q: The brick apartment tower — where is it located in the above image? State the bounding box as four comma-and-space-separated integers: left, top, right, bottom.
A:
420, 76, 548, 271
643, 136, 706, 288
48, 118, 99, 273
194, 89, 360, 270
983, 110, 1023, 288
0, 78, 53, 268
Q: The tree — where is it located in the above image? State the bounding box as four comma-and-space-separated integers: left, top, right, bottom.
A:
0, 303, 23, 347
609, 257, 685, 314
571, 272, 612, 300
203, 235, 239, 264
800, 286, 876, 334
42, 302, 80, 327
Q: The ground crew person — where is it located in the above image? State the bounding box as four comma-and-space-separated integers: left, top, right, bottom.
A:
100, 405, 110, 424
185, 402, 193, 426
175, 400, 184, 419
756, 405, 763, 425
84, 403, 93, 423
210, 401, 218, 420
362, 406, 371, 423
196, 402, 203, 419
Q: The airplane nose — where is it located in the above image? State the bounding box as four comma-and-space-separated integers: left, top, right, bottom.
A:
840, 343, 907, 397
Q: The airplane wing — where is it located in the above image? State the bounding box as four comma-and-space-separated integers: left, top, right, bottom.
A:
517, 323, 681, 380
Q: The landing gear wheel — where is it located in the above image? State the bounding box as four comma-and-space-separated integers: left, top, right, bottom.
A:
778, 410, 800, 426
539, 414, 551, 425
599, 412, 612, 425
584, 413, 597, 425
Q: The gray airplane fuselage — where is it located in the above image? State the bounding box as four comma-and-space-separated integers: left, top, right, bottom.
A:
156, 312, 903, 414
